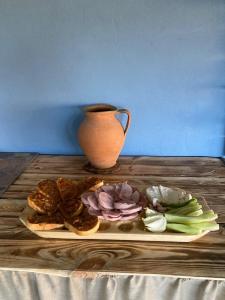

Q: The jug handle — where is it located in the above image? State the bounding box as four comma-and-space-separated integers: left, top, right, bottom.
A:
116, 109, 131, 135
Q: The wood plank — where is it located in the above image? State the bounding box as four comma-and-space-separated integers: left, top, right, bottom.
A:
0, 235, 225, 278
0, 153, 37, 197
35, 155, 223, 166
24, 164, 225, 177
13, 174, 225, 187
0, 199, 26, 217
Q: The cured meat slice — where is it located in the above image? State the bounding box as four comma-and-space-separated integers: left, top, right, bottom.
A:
98, 192, 114, 209
102, 210, 121, 219
87, 194, 99, 210
81, 192, 92, 205
131, 190, 140, 203
80, 182, 146, 222
102, 185, 114, 193
120, 212, 138, 220
103, 215, 122, 221
119, 183, 133, 200
88, 207, 102, 217
120, 205, 142, 215
114, 201, 136, 210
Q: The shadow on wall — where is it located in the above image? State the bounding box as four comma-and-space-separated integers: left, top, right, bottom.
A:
24, 105, 85, 154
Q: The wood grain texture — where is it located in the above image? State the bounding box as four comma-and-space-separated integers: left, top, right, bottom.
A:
0, 154, 225, 278
0, 231, 225, 278
0, 153, 37, 197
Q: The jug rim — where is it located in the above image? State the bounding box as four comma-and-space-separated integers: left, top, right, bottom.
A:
84, 104, 117, 113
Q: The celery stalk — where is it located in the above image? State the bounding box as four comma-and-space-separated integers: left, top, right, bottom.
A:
189, 221, 219, 232
166, 223, 202, 235
186, 209, 203, 217
165, 211, 218, 224
164, 198, 197, 208
167, 203, 202, 215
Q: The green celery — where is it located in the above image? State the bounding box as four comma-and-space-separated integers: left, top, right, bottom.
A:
189, 221, 219, 232
167, 203, 202, 215
165, 210, 218, 224
186, 209, 203, 217
163, 198, 197, 208
166, 223, 202, 235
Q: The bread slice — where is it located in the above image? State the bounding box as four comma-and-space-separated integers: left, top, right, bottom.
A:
64, 209, 100, 236
27, 211, 64, 231
38, 179, 61, 203
59, 199, 83, 219
28, 191, 58, 215
77, 177, 104, 194
56, 178, 79, 201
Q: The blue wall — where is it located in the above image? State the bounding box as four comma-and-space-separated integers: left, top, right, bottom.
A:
0, 0, 224, 156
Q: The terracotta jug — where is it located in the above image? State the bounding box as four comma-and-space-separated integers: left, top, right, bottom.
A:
78, 104, 131, 169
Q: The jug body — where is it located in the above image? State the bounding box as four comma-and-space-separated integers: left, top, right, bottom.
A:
78, 104, 130, 169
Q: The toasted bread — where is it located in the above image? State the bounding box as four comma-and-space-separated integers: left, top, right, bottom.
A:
28, 191, 58, 215
27, 210, 64, 231
77, 177, 104, 194
59, 199, 83, 219
38, 179, 61, 203
56, 178, 79, 201
64, 209, 100, 236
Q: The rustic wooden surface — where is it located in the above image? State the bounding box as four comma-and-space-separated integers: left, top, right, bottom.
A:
0, 153, 37, 197
0, 154, 225, 279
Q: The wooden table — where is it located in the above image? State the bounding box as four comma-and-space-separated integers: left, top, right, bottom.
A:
0, 154, 225, 280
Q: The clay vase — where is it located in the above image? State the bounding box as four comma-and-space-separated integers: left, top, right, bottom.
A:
78, 104, 131, 169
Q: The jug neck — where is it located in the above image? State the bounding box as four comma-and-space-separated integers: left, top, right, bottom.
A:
84, 104, 117, 119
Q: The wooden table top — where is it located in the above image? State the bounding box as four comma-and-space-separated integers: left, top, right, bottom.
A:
0, 153, 225, 279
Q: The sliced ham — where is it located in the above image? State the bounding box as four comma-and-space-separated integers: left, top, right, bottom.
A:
120, 212, 139, 220
88, 207, 102, 217
102, 185, 114, 193
98, 192, 114, 209
114, 201, 136, 210
87, 194, 99, 210
82, 182, 146, 222
119, 183, 133, 200
81, 192, 92, 205
102, 210, 121, 218
103, 215, 122, 221
131, 190, 140, 203
120, 205, 142, 215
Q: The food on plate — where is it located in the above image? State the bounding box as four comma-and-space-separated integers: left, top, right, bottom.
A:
64, 208, 100, 236
56, 177, 80, 201
166, 198, 203, 216
38, 179, 61, 203
77, 177, 104, 193
27, 191, 58, 215
25, 176, 103, 234
59, 198, 83, 218
142, 208, 167, 233
57, 177, 104, 201
142, 190, 219, 234
146, 185, 192, 212
165, 210, 218, 224
166, 221, 219, 235
57, 177, 103, 219
27, 210, 64, 230
81, 182, 147, 221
